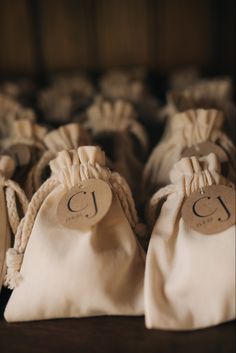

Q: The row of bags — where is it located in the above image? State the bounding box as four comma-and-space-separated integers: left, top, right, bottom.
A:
0, 95, 235, 203
1, 68, 235, 137
0, 69, 235, 329
0, 147, 235, 330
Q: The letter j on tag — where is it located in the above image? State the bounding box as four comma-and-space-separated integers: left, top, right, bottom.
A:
57, 179, 113, 230
182, 185, 236, 235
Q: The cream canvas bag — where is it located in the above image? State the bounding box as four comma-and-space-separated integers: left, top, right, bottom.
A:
145, 154, 235, 330
143, 109, 236, 195
99, 69, 159, 124
0, 94, 36, 139
38, 74, 94, 123
161, 78, 235, 119
0, 156, 28, 293
100, 68, 147, 102
161, 78, 236, 139
25, 123, 91, 197
4, 146, 145, 322
85, 99, 148, 197
1, 119, 47, 165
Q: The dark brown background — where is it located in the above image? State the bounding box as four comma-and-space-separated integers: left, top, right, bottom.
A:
0, 1, 235, 352
0, 0, 235, 76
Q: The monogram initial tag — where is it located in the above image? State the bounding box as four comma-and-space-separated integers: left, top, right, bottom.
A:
182, 142, 229, 164
57, 179, 113, 230
5, 144, 31, 166
182, 185, 236, 235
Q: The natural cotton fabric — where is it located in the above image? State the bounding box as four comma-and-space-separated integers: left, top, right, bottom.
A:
25, 123, 91, 197
4, 146, 145, 322
0, 119, 47, 152
38, 74, 94, 123
161, 78, 235, 121
145, 153, 235, 330
143, 109, 236, 194
85, 99, 148, 197
0, 94, 36, 139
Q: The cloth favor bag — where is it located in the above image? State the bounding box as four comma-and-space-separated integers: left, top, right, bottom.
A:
0, 156, 28, 293
161, 77, 236, 139
4, 146, 145, 322
38, 74, 94, 123
99, 69, 160, 124
26, 123, 91, 197
145, 154, 235, 330
0, 94, 36, 139
1, 119, 47, 187
143, 109, 236, 195
99, 68, 147, 102
1, 119, 47, 162
169, 67, 200, 90
85, 99, 148, 197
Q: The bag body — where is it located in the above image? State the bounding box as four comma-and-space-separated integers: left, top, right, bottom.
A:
4, 146, 145, 322
145, 154, 235, 330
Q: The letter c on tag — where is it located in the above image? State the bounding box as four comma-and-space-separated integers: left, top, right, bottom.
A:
192, 195, 231, 222
67, 191, 87, 213
192, 196, 216, 218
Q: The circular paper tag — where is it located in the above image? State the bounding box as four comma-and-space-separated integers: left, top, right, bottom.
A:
182, 142, 229, 163
57, 179, 113, 230
5, 144, 31, 166
182, 185, 236, 235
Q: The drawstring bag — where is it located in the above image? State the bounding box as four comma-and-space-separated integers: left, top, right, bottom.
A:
4, 146, 145, 322
145, 154, 235, 330
1, 120, 47, 187
1, 119, 47, 165
143, 109, 236, 195
160, 78, 236, 139
25, 123, 91, 198
169, 67, 200, 90
100, 69, 160, 125
100, 68, 147, 102
85, 99, 148, 197
0, 94, 36, 139
38, 74, 94, 124
0, 79, 36, 105
0, 156, 28, 293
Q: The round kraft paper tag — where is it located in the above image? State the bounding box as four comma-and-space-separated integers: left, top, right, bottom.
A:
57, 179, 113, 230
6, 144, 31, 166
182, 184, 236, 235
182, 141, 229, 163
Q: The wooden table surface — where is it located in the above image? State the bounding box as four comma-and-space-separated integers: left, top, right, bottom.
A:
0, 290, 235, 353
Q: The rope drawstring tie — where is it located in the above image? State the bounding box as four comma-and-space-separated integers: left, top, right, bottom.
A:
4, 177, 59, 289
5, 248, 23, 289
0, 176, 29, 235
